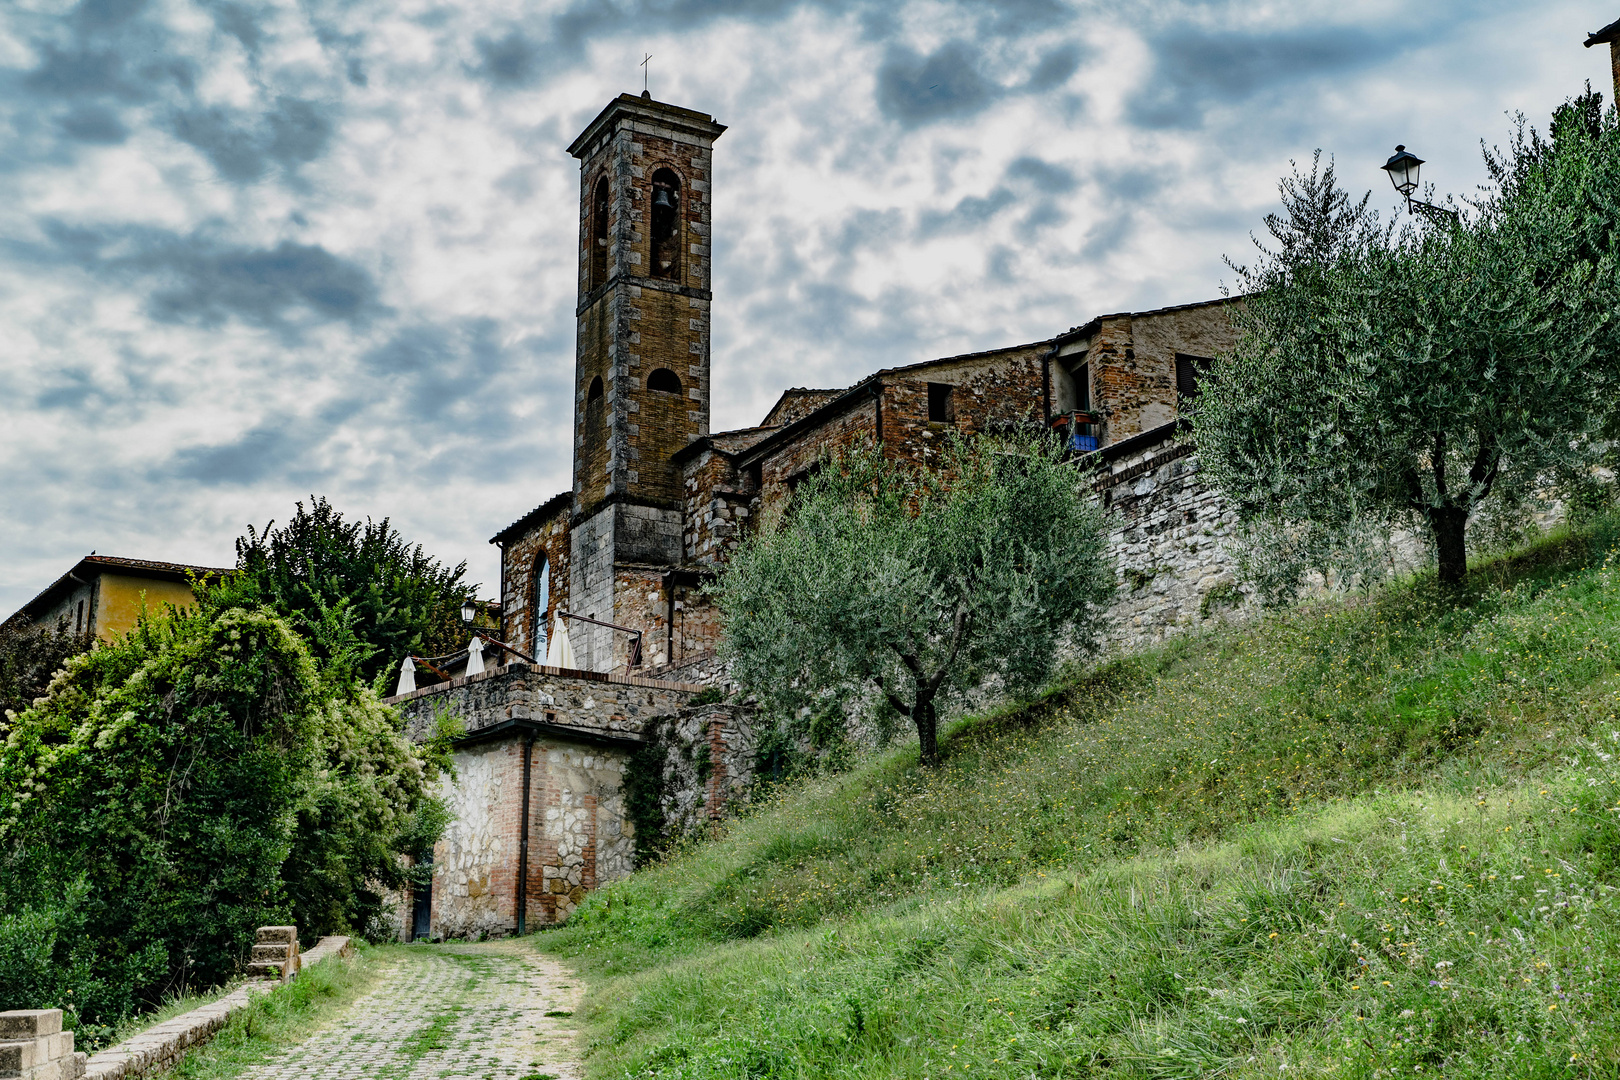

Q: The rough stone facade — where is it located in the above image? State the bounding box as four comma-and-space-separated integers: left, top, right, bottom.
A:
569, 94, 723, 509
491, 494, 571, 663
637, 703, 759, 845
384, 662, 705, 936
391, 662, 700, 742
1093, 424, 1252, 651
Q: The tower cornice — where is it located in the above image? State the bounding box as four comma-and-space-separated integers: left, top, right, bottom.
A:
567, 93, 727, 159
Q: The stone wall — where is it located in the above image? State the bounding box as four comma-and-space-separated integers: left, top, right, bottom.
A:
634, 703, 758, 847
424, 731, 643, 935
567, 507, 618, 671
529, 741, 636, 923
430, 739, 519, 940
495, 495, 571, 663
1095, 426, 1252, 651
388, 661, 704, 742
388, 663, 708, 934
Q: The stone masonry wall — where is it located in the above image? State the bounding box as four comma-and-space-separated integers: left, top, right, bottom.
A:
1096, 429, 1252, 651
683, 445, 755, 564
499, 498, 571, 662
636, 703, 758, 847
430, 739, 518, 940
572, 98, 720, 508
568, 507, 617, 671
529, 740, 636, 923
389, 662, 703, 741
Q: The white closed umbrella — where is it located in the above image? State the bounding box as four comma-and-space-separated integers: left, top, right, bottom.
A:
544, 619, 576, 669
395, 655, 416, 696
465, 635, 485, 676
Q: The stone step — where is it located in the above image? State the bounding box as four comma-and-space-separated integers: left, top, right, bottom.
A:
250, 944, 290, 962
0, 1011, 80, 1079
253, 926, 297, 946
0, 1011, 61, 1039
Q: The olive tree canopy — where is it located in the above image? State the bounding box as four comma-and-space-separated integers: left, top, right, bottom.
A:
714, 434, 1114, 765
1196, 96, 1620, 589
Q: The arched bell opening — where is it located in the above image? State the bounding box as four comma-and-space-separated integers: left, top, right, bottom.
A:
649, 168, 682, 282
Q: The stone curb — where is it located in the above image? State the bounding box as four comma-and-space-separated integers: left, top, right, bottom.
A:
81, 936, 353, 1080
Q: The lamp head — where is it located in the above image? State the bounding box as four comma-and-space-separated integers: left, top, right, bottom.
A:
1382, 145, 1423, 198
461, 600, 479, 625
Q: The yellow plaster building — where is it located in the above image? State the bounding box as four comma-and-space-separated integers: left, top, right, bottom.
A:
8, 555, 231, 641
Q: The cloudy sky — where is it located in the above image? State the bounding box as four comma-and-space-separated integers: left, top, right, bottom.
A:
0, 0, 1607, 612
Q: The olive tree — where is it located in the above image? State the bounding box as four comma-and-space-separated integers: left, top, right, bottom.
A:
1197, 97, 1620, 589
714, 434, 1114, 765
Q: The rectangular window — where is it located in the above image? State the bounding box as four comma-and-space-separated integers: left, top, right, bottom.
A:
1075, 362, 1091, 412
927, 382, 953, 423
1176, 354, 1213, 407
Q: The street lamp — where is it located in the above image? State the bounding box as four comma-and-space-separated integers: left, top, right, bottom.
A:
1381, 145, 1457, 224
461, 600, 478, 625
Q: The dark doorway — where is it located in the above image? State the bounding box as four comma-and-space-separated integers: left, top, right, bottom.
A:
411, 851, 433, 940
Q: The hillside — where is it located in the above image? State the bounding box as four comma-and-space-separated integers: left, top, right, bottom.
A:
545, 519, 1620, 1078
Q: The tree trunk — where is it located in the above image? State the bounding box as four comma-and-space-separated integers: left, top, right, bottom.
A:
1429, 505, 1469, 587
913, 692, 939, 765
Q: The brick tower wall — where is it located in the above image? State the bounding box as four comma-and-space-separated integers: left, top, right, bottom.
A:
569, 95, 724, 514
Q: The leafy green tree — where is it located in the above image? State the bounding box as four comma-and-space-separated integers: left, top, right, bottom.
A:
0, 600, 448, 1028
1197, 97, 1620, 588
715, 434, 1114, 765
231, 496, 476, 686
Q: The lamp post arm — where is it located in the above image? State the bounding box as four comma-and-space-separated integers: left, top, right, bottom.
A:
1407, 196, 1459, 225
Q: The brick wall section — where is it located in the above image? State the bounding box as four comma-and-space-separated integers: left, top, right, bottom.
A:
497, 498, 571, 661
571, 96, 722, 510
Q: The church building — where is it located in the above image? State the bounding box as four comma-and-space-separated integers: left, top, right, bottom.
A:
490, 91, 1243, 682
387, 91, 1249, 938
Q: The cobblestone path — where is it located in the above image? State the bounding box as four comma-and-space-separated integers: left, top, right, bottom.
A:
239, 940, 583, 1080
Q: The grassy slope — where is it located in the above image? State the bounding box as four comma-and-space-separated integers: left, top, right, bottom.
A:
545, 521, 1620, 1079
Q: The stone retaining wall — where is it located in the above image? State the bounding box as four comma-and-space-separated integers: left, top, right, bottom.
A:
0, 1008, 83, 1080
636, 703, 758, 844
387, 662, 702, 741
1095, 430, 1251, 651
71, 934, 353, 1080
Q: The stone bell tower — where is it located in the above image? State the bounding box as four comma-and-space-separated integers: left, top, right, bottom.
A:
564, 92, 725, 670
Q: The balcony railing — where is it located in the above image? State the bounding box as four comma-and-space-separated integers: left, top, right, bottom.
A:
1051, 411, 1102, 454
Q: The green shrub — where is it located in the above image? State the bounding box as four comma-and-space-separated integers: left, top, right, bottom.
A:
0, 602, 446, 1029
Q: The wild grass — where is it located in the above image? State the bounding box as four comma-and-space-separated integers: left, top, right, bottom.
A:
543, 518, 1620, 1077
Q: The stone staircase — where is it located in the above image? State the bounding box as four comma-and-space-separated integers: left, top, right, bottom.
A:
245, 926, 300, 982
0, 1009, 86, 1080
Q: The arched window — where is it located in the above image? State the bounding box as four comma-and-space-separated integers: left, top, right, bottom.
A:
649, 168, 681, 281
531, 553, 550, 658
590, 175, 609, 288
586, 375, 604, 427
646, 367, 682, 394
